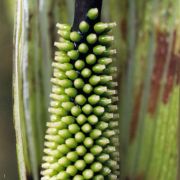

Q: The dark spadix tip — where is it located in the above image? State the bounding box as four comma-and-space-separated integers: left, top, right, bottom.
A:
72, 0, 102, 31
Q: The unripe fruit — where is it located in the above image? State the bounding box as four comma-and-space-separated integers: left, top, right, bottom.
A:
67, 151, 78, 162
74, 78, 85, 89
75, 94, 87, 105
83, 84, 93, 94
56, 171, 69, 179
65, 138, 77, 148
66, 165, 77, 176
67, 50, 79, 60
82, 104, 93, 115
76, 114, 87, 125
75, 160, 86, 171
76, 145, 87, 156
79, 21, 89, 33
84, 153, 94, 164
71, 106, 82, 116
87, 8, 98, 20
83, 169, 94, 179
41, 8, 119, 180
81, 68, 92, 78
75, 132, 86, 143
86, 54, 96, 65
78, 43, 89, 54
86, 33, 97, 44
91, 162, 103, 172
70, 31, 81, 42
93, 45, 106, 55
75, 60, 85, 70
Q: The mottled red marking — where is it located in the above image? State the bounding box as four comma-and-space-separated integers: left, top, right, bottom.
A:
148, 30, 179, 114
130, 84, 143, 142
148, 31, 168, 114
130, 30, 179, 141
163, 53, 180, 103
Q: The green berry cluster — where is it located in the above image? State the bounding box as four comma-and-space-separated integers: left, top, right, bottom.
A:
41, 8, 119, 180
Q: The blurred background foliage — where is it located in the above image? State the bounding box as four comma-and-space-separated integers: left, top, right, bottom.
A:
0, 0, 179, 179
0, 0, 18, 179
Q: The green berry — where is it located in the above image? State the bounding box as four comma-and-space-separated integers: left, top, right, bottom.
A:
84, 153, 94, 164
99, 97, 111, 106
56, 23, 70, 30
65, 138, 77, 148
86, 33, 97, 44
93, 175, 104, 180
86, 54, 96, 65
58, 129, 72, 139
67, 50, 79, 60
75, 132, 85, 143
56, 171, 69, 179
90, 129, 102, 139
97, 153, 110, 162
74, 78, 85, 89
101, 166, 111, 176
83, 84, 93, 94
94, 86, 107, 95
73, 175, 84, 180
61, 116, 75, 125
93, 106, 105, 116
78, 43, 89, 53
96, 137, 110, 146
76, 145, 87, 156
57, 144, 70, 154
71, 106, 82, 116
84, 137, 93, 148
87, 8, 98, 20
70, 31, 81, 42
98, 35, 114, 45
90, 145, 103, 155
81, 123, 92, 133
65, 70, 78, 80
89, 75, 100, 85
68, 124, 80, 134
94, 22, 116, 34
58, 30, 70, 40
93, 45, 106, 55
67, 151, 78, 162
66, 165, 77, 176
76, 114, 87, 125
81, 68, 92, 78
61, 102, 74, 111
98, 57, 112, 65
65, 87, 77, 97
75, 94, 87, 105
75, 160, 86, 171
88, 94, 100, 105
96, 121, 108, 130
54, 42, 74, 51
79, 21, 89, 33
75, 60, 85, 70
87, 114, 98, 125
82, 104, 93, 115
52, 85, 65, 94
91, 162, 103, 172
58, 157, 70, 167
83, 169, 94, 179
93, 64, 106, 73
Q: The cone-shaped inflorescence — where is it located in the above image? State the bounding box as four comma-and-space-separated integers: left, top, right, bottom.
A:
41, 8, 120, 180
